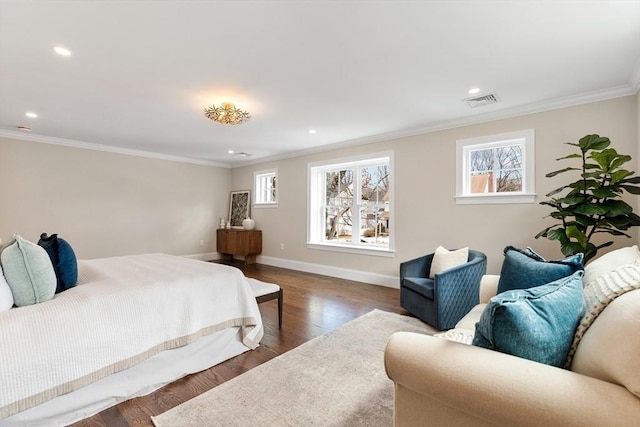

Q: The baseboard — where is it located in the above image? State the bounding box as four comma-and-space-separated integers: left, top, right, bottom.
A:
257, 255, 399, 289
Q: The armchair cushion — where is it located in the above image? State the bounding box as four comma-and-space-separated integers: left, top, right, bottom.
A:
497, 246, 584, 294
473, 270, 584, 367
428, 246, 468, 279
402, 277, 434, 300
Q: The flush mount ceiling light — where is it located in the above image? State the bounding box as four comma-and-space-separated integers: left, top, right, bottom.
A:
203, 102, 250, 125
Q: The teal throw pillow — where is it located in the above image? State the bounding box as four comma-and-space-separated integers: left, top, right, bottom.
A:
38, 233, 78, 293
472, 271, 584, 367
0, 235, 56, 306
497, 246, 583, 294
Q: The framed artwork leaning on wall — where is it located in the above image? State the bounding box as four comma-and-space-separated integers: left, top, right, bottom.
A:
229, 190, 251, 228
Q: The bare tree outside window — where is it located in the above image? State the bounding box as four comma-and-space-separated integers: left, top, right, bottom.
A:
469, 145, 523, 193
323, 164, 390, 245
359, 165, 389, 244
325, 169, 353, 241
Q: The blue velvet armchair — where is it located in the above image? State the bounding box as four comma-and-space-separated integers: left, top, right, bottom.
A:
400, 249, 487, 330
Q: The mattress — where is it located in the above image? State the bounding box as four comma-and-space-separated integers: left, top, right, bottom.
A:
0, 254, 263, 424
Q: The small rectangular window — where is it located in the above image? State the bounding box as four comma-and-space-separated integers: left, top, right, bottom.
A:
456, 129, 535, 204
254, 169, 278, 207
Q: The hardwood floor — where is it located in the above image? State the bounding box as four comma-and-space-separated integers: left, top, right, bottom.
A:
70, 261, 404, 427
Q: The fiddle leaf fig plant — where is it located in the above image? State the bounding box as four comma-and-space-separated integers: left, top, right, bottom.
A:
536, 134, 640, 264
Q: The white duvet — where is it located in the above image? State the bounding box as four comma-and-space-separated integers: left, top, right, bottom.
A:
0, 253, 263, 419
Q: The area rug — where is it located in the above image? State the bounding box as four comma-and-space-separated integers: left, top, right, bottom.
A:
151, 309, 436, 427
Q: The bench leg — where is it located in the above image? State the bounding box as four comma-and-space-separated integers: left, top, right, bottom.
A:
278, 288, 283, 328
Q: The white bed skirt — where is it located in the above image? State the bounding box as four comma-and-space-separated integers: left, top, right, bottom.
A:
1, 327, 250, 427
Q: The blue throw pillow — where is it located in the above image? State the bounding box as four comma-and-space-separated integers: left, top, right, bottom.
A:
497, 246, 583, 294
38, 233, 78, 293
472, 271, 584, 367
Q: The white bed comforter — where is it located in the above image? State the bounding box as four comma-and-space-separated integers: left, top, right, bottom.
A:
0, 253, 263, 419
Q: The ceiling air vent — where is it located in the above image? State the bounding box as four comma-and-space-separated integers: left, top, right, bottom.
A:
464, 93, 499, 108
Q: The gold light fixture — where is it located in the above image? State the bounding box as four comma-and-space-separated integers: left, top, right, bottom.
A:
203, 102, 251, 125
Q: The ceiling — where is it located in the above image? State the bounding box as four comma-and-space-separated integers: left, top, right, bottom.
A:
0, 1, 639, 167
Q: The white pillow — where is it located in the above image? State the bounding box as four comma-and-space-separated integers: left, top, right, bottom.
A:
583, 245, 640, 285
0, 266, 14, 311
429, 246, 469, 279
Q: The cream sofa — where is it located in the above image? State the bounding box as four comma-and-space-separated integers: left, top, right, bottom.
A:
384, 247, 640, 427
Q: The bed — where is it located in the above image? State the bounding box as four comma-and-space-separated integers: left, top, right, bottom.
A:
0, 253, 263, 426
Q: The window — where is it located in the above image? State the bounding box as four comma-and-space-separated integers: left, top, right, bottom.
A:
456, 129, 535, 204
254, 169, 277, 207
308, 152, 393, 256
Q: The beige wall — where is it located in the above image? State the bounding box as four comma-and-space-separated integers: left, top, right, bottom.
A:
231, 95, 639, 277
0, 137, 230, 259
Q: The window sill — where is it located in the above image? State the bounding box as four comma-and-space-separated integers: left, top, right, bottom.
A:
253, 203, 279, 209
306, 242, 395, 257
455, 193, 536, 205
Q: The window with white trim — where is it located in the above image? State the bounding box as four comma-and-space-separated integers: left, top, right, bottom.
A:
308, 152, 393, 256
254, 169, 277, 207
456, 129, 535, 204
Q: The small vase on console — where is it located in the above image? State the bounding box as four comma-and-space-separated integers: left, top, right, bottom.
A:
242, 217, 256, 230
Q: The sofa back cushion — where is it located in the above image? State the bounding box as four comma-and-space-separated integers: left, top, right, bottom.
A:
582, 245, 640, 285
473, 271, 584, 367
570, 289, 640, 397
497, 246, 583, 294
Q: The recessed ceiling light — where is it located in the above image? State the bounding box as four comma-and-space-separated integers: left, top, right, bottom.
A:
309, 129, 316, 134
468, 87, 481, 95
227, 150, 235, 154
25, 112, 38, 118
53, 46, 71, 56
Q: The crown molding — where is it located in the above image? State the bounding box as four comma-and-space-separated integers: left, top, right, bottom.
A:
0, 130, 232, 168
232, 84, 638, 168
630, 58, 640, 94
1, 83, 636, 170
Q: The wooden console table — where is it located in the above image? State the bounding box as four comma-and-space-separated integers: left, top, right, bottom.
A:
216, 229, 262, 264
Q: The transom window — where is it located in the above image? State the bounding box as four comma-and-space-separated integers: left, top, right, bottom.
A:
308, 153, 394, 256
456, 129, 535, 204
254, 169, 277, 207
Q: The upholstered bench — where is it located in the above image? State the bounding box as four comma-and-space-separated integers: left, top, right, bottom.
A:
247, 278, 283, 328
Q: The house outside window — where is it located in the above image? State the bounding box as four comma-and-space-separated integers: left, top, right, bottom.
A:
456, 129, 535, 204
254, 169, 277, 207
307, 152, 394, 257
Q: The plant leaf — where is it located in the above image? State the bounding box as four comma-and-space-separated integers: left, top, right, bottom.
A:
546, 167, 579, 178
578, 134, 610, 151
603, 200, 632, 216
566, 225, 588, 247
574, 203, 607, 216
621, 176, 640, 184
556, 153, 582, 161
609, 155, 632, 171
610, 169, 633, 184
620, 185, 640, 195
591, 187, 618, 198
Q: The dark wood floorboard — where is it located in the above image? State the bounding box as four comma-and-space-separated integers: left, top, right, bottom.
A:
69, 261, 404, 427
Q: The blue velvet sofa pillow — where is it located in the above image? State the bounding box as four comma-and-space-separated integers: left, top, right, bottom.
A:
473, 270, 584, 367
497, 246, 583, 294
38, 233, 78, 293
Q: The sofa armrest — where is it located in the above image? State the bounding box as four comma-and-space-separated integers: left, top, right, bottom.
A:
479, 274, 499, 303
385, 332, 640, 427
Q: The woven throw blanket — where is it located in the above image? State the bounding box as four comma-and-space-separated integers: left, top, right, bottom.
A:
564, 263, 640, 368
0, 254, 263, 419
